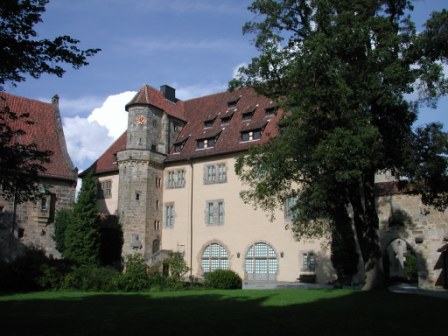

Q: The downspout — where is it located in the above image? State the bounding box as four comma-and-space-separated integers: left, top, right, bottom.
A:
189, 159, 194, 277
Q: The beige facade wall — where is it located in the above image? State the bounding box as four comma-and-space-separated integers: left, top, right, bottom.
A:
92, 154, 448, 288
163, 155, 336, 283
97, 174, 120, 215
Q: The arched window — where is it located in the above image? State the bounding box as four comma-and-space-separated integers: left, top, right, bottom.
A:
201, 243, 229, 275
245, 242, 278, 281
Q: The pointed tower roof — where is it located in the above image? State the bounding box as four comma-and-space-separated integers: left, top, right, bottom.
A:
125, 84, 186, 121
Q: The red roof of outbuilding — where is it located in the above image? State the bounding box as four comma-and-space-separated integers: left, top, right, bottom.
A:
0, 92, 77, 182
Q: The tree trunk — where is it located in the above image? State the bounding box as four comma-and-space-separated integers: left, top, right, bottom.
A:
349, 172, 385, 290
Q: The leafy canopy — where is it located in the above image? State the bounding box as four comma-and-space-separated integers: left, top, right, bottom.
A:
232, 0, 448, 289
0, 0, 100, 91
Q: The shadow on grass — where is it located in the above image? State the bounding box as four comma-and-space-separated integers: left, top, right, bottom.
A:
0, 289, 445, 336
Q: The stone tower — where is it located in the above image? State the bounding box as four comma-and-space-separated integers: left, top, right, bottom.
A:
117, 84, 182, 257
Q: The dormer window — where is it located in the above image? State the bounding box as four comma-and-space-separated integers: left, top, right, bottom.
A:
242, 112, 253, 121
265, 106, 276, 116
221, 109, 235, 125
197, 138, 216, 149
227, 95, 241, 108
196, 131, 221, 150
204, 118, 215, 128
242, 106, 256, 121
173, 136, 189, 154
174, 143, 183, 153
241, 129, 262, 142
221, 116, 232, 125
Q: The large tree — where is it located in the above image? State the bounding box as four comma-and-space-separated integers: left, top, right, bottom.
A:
0, 0, 99, 202
232, 0, 448, 289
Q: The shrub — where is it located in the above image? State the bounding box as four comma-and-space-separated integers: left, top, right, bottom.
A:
62, 265, 120, 291
165, 252, 189, 280
38, 259, 72, 290
0, 247, 69, 292
117, 254, 150, 292
404, 252, 418, 282
204, 269, 242, 289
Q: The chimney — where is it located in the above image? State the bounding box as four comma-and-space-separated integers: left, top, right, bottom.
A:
160, 85, 176, 102
51, 94, 59, 107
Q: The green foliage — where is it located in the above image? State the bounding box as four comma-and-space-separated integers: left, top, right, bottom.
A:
404, 253, 418, 282
118, 254, 150, 292
402, 123, 448, 210
0, 0, 100, 91
62, 265, 119, 292
63, 172, 101, 266
53, 208, 74, 253
164, 252, 189, 281
204, 269, 242, 289
232, 0, 448, 289
0, 247, 71, 292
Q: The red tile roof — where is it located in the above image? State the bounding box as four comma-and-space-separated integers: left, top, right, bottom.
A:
86, 85, 282, 173
0, 92, 77, 182
166, 86, 281, 163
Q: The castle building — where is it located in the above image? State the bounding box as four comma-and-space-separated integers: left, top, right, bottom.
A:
0, 93, 78, 260
85, 84, 448, 288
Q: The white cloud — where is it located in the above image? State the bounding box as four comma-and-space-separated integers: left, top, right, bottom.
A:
88, 91, 136, 138
63, 91, 136, 170
63, 116, 113, 170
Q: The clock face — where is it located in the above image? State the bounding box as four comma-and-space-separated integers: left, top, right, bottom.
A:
136, 115, 146, 125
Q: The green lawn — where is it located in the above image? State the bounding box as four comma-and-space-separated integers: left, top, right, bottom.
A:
0, 289, 445, 336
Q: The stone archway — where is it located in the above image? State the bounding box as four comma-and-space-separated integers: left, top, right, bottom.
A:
383, 238, 418, 284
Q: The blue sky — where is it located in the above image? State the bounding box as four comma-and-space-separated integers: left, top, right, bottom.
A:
7, 0, 448, 171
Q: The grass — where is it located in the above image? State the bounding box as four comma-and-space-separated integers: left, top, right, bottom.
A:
0, 288, 445, 336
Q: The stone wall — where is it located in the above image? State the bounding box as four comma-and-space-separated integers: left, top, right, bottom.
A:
377, 193, 448, 288
0, 178, 76, 260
